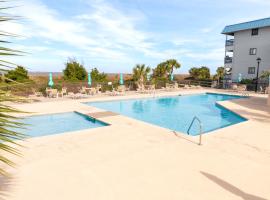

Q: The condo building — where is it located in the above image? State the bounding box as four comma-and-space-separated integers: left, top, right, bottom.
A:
222, 17, 270, 81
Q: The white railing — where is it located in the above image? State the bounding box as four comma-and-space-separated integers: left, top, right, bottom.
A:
187, 116, 203, 145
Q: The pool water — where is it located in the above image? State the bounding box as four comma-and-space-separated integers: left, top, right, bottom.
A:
86, 93, 247, 135
18, 112, 108, 137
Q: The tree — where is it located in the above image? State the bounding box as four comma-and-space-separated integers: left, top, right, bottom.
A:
153, 62, 168, 79
260, 70, 270, 79
63, 58, 87, 81
213, 67, 225, 81
189, 68, 200, 79
189, 66, 210, 80
153, 59, 181, 80
5, 66, 29, 82
0, 2, 26, 176
164, 59, 181, 74
132, 64, 151, 89
90, 68, 107, 83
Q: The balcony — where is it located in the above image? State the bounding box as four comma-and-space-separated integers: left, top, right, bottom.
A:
224, 56, 233, 64
225, 39, 234, 46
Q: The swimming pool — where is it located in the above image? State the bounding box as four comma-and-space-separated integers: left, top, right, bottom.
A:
18, 112, 108, 137
86, 93, 247, 135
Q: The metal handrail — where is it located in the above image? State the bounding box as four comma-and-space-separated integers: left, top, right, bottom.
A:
187, 116, 203, 145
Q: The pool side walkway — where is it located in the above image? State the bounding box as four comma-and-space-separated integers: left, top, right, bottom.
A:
1, 89, 270, 200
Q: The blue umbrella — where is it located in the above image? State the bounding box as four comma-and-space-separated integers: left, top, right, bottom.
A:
48, 72, 54, 87
119, 73, 124, 85
238, 73, 242, 83
88, 72, 92, 86
147, 74, 151, 82
170, 73, 174, 81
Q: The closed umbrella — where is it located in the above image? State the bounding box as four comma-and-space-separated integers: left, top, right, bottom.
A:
119, 73, 124, 85
170, 73, 174, 81
238, 73, 242, 83
48, 73, 54, 87
88, 72, 92, 86
147, 74, 151, 82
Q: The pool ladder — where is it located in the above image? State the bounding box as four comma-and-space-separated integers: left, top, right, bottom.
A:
187, 116, 203, 145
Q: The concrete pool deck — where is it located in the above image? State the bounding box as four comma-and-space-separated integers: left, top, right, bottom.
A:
1, 89, 270, 200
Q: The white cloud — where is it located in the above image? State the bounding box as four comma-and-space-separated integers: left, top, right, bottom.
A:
185, 48, 224, 62
2, 0, 229, 72
3, 0, 166, 66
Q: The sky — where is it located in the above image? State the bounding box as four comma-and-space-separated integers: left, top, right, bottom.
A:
2, 0, 270, 74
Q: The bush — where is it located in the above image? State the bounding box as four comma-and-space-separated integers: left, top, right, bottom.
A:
91, 68, 107, 83
189, 66, 210, 80
240, 79, 253, 84
5, 66, 29, 82
63, 58, 87, 81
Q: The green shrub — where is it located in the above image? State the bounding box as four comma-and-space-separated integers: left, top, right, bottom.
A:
5, 66, 29, 82
91, 68, 107, 83
189, 66, 210, 80
63, 58, 87, 81
240, 79, 253, 84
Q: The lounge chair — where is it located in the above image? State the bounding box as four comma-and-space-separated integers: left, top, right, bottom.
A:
173, 82, 179, 89
190, 85, 200, 89
136, 85, 146, 93
46, 88, 59, 98
86, 87, 96, 95
96, 84, 102, 94
265, 87, 269, 94
165, 83, 172, 91
31, 89, 43, 97
58, 87, 67, 97
67, 92, 87, 99
183, 84, 191, 89
79, 86, 87, 95
117, 85, 126, 95
145, 84, 155, 93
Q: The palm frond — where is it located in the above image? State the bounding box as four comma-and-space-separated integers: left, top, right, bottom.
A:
0, 1, 27, 176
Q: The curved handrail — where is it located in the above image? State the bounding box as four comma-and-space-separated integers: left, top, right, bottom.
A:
187, 116, 203, 145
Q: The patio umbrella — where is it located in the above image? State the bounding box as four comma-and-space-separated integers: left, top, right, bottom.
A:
147, 74, 151, 82
88, 72, 92, 86
238, 73, 242, 83
170, 73, 174, 81
119, 73, 124, 85
48, 72, 54, 87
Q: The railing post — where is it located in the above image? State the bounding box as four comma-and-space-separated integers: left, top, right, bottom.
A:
199, 123, 202, 145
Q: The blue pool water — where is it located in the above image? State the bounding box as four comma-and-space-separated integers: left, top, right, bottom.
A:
18, 112, 108, 137
86, 93, 247, 135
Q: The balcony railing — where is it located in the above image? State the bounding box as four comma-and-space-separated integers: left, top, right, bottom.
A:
225, 39, 234, 46
224, 56, 233, 64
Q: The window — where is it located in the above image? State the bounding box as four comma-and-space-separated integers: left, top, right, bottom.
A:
251, 28, 259, 36
249, 48, 257, 55
248, 67, 256, 74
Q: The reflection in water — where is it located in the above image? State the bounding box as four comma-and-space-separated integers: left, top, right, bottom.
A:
157, 98, 179, 107
119, 101, 123, 112
88, 93, 246, 134
132, 100, 151, 113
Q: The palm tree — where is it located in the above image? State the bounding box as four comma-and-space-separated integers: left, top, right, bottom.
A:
215, 66, 225, 84
0, 2, 26, 176
132, 64, 151, 89
153, 62, 168, 78
153, 59, 181, 80
165, 59, 181, 75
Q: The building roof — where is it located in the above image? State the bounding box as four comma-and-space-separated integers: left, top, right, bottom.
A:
222, 17, 270, 35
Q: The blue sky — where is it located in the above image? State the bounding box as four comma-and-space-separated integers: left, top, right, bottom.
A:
3, 0, 270, 74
